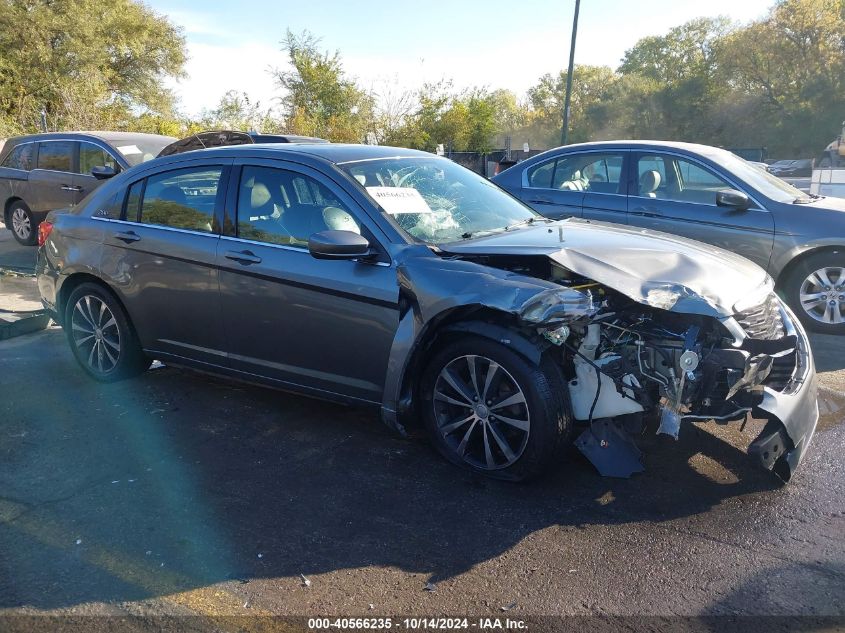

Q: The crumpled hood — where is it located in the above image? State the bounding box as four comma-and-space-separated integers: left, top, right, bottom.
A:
441, 219, 774, 318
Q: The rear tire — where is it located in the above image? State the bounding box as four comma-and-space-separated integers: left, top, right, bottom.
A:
782, 251, 845, 334
64, 283, 150, 381
419, 336, 571, 481
8, 201, 36, 246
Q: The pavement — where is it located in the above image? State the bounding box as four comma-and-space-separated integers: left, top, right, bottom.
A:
0, 225, 844, 629
0, 228, 50, 339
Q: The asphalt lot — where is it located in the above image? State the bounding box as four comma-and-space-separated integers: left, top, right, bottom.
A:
0, 227, 844, 626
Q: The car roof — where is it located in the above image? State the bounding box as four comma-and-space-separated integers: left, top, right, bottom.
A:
6, 131, 175, 145
155, 142, 437, 165
540, 139, 739, 157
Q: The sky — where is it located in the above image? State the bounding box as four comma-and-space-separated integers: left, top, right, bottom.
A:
146, 0, 776, 117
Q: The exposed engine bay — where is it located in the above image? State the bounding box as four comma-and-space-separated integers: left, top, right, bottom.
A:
454, 254, 805, 479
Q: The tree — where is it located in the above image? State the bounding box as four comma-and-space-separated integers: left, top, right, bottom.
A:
719, 0, 845, 155
197, 90, 281, 133
383, 82, 505, 153
617, 17, 733, 143
0, 0, 186, 133
523, 65, 618, 146
273, 30, 374, 142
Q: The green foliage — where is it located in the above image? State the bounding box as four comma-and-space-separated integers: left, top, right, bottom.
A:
0, 0, 186, 133
718, 0, 845, 155
197, 91, 282, 134
385, 82, 508, 154
0, 0, 841, 159
274, 30, 374, 142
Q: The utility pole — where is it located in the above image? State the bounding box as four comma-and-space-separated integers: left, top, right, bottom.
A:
560, 0, 581, 146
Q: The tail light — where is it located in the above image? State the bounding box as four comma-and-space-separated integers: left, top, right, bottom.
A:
37, 221, 54, 247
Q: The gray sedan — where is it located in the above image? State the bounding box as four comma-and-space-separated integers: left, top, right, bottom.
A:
492, 141, 845, 334
36, 143, 817, 482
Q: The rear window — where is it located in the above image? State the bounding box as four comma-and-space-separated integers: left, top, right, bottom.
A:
139, 167, 223, 233
1, 143, 35, 171
37, 141, 74, 172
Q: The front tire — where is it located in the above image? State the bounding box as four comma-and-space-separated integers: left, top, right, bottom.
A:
64, 283, 149, 381
9, 201, 36, 246
419, 336, 571, 481
782, 251, 845, 334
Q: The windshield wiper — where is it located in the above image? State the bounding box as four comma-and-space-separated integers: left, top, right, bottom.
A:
460, 217, 550, 240
792, 192, 824, 204
505, 216, 553, 230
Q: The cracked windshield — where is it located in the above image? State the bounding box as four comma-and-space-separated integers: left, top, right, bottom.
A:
341, 158, 538, 243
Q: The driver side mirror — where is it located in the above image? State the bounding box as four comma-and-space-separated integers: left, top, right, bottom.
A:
308, 230, 373, 260
716, 189, 750, 211
91, 165, 118, 180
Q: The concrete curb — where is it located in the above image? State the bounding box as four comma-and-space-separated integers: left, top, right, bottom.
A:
0, 311, 52, 341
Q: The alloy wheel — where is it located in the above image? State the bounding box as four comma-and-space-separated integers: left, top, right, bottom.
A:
432, 354, 530, 470
71, 295, 121, 374
11, 208, 31, 241
799, 267, 845, 325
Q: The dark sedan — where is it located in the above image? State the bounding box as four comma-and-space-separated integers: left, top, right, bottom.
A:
37, 143, 818, 482
769, 158, 813, 178
492, 141, 845, 334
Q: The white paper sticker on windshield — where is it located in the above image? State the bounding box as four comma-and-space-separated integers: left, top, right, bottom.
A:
366, 186, 432, 214
116, 144, 142, 155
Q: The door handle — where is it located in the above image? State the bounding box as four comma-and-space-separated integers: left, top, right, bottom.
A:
61, 185, 83, 192
528, 196, 554, 205
224, 250, 262, 265
113, 230, 141, 243
629, 207, 663, 218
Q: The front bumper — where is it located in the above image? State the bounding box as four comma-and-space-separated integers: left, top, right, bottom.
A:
746, 304, 819, 481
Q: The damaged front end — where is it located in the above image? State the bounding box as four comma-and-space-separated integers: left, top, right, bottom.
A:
520, 269, 818, 482
384, 223, 818, 483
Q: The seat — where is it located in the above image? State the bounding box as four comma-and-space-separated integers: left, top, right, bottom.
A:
639, 170, 661, 198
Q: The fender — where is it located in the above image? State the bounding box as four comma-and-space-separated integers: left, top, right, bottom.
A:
769, 239, 844, 281
379, 254, 573, 435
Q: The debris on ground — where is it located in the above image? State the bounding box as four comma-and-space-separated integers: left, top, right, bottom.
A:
424, 582, 436, 592
501, 602, 517, 612
300, 574, 312, 587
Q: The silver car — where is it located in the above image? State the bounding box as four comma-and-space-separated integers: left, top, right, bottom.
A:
493, 141, 845, 334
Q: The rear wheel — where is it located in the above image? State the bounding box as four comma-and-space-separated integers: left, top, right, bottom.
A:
64, 283, 149, 381
8, 201, 36, 246
419, 336, 571, 481
783, 251, 845, 334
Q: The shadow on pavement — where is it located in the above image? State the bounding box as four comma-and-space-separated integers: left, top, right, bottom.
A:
0, 329, 789, 610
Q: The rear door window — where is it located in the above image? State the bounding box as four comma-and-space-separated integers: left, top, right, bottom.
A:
1, 143, 36, 171
527, 159, 556, 188
139, 167, 223, 233
37, 141, 74, 172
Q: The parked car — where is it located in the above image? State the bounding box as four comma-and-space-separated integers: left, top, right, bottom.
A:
769, 158, 813, 177
37, 143, 817, 482
492, 140, 845, 334
0, 131, 176, 245
157, 130, 328, 157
